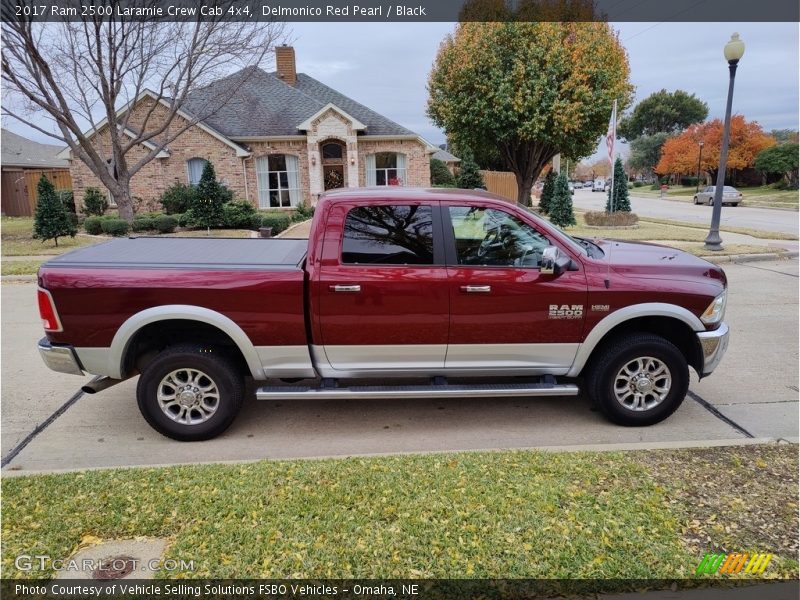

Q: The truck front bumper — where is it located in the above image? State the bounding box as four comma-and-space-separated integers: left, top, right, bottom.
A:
696, 322, 729, 376
38, 337, 84, 376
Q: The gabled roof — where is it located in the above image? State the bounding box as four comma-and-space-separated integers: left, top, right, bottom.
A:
1, 129, 69, 169
183, 67, 417, 138
433, 148, 460, 163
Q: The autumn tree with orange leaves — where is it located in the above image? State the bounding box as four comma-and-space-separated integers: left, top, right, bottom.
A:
656, 116, 775, 183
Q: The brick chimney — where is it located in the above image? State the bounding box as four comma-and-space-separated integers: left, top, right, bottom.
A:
275, 45, 296, 86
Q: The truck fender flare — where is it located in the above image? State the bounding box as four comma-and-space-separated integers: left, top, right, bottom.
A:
567, 302, 705, 377
110, 305, 263, 379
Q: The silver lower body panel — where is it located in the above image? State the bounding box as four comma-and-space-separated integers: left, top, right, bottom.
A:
256, 381, 579, 401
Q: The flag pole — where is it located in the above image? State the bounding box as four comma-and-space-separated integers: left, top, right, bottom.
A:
609, 99, 617, 213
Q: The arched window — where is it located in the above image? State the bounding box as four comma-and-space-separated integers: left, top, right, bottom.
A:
366, 153, 407, 186
187, 157, 208, 185
256, 154, 300, 208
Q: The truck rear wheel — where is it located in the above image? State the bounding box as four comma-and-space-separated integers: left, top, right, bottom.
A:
586, 333, 689, 426
136, 344, 244, 441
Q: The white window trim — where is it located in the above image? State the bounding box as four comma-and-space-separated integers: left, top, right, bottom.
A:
373, 152, 407, 187
256, 154, 301, 209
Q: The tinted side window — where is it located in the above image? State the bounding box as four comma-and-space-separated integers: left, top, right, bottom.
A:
449, 206, 549, 267
342, 205, 434, 265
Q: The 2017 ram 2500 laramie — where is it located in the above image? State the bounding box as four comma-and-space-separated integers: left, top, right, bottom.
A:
37, 188, 729, 441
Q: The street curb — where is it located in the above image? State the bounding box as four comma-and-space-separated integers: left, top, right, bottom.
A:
1, 275, 37, 282
703, 250, 798, 264
3, 437, 796, 477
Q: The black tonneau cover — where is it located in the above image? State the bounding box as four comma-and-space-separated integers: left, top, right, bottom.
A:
43, 236, 308, 271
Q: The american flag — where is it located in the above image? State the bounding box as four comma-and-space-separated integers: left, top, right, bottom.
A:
606, 100, 617, 165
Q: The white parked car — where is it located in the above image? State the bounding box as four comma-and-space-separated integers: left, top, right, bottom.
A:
592, 178, 607, 192
694, 186, 742, 206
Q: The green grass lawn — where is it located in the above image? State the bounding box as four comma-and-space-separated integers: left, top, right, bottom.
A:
2, 445, 796, 580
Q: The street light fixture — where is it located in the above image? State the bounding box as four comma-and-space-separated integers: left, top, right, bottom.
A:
704, 33, 745, 251
695, 140, 705, 193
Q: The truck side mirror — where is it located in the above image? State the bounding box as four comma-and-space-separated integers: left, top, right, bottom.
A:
540, 246, 571, 276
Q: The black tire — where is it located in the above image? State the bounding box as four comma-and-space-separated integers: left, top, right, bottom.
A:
137, 344, 244, 441
585, 333, 689, 426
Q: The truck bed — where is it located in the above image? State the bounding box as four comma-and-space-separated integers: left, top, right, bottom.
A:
43, 236, 308, 271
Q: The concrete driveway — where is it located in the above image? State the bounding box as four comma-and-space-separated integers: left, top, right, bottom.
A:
2, 258, 797, 474
571, 188, 799, 235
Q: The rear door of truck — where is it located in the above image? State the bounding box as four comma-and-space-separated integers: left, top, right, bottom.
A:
314, 198, 449, 372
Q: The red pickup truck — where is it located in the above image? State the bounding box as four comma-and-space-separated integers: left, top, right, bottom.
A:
37, 188, 729, 441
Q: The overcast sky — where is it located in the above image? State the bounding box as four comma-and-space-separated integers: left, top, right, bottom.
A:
4, 21, 798, 159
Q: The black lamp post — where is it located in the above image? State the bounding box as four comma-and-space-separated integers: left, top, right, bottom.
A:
695, 140, 705, 193
705, 33, 745, 251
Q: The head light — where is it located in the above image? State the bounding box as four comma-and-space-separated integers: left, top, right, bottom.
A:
701, 290, 727, 325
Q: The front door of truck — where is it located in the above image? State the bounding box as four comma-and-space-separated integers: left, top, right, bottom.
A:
315, 200, 449, 373
443, 203, 587, 373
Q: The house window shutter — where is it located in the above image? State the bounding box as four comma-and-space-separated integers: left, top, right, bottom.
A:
366, 154, 376, 186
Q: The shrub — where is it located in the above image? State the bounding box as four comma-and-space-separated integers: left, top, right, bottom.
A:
83, 216, 104, 235
159, 183, 196, 215
154, 214, 178, 234
292, 202, 315, 223
548, 173, 576, 228
58, 190, 76, 214
82, 187, 108, 216
430, 158, 456, 187
131, 215, 156, 232
583, 211, 639, 227
456, 151, 485, 189
223, 201, 260, 229
175, 213, 190, 228
190, 162, 228, 227
100, 218, 129, 236
633, 181, 645, 188
34, 176, 77, 246
680, 176, 700, 187
538, 171, 556, 214
606, 158, 631, 212
260, 212, 291, 234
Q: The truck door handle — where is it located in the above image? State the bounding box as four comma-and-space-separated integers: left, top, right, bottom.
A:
461, 285, 491, 293
330, 284, 361, 293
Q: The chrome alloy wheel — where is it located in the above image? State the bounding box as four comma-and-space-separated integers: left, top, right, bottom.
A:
613, 356, 672, 411
157, 368, 220, 425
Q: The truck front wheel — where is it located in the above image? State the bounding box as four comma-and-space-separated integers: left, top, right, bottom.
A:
136, 344, 244, 441
586, 333, 689, 426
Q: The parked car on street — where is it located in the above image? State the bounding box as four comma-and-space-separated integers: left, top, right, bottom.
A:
568, 182, 575, 195
37, 188, 729, 440
592, 178, 607, 192
693, 186, 743, 206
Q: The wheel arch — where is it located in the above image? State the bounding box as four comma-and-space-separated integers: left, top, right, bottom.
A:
569, 303, 705, 377
109, 305, 263, 379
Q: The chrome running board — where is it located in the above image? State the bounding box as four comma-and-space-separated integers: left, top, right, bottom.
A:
256, 381, 579, 401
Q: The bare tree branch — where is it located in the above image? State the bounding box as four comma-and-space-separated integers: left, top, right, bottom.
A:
2, 0, 287, 220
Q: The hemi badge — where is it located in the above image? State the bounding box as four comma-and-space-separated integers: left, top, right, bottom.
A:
591, 304, 610, 312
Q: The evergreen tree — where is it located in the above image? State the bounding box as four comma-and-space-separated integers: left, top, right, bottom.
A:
190, 161, 227, 228
606, 157, 631, 212
538, 170, 556, 214
33, 175, 76, 247
456, 151, 486, 189
430, 158, 456, 186
548, 173, 576, 227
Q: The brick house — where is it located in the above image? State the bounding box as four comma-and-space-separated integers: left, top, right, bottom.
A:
61, 46, 435, 212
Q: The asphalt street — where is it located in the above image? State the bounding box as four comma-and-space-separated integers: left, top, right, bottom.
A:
570, 188, 799, 235
1, 258, 798, 474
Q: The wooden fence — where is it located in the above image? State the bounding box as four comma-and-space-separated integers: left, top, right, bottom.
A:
1, 169, 72, 216
480, 170, 517, 202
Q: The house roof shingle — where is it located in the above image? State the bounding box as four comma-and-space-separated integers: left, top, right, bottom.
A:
432, 148, 460, 163
183, 67, 416, 139
1, 128, 69, 169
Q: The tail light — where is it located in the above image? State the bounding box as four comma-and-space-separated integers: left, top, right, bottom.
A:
37, 287, 63, 332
